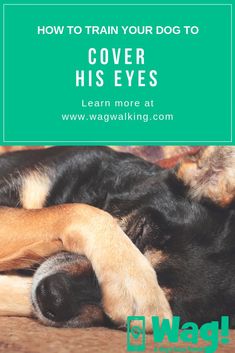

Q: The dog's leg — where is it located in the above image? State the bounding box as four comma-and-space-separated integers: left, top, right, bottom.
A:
0, 240, 64, 271
0, 275, 32, 316
0, 205, 172, 331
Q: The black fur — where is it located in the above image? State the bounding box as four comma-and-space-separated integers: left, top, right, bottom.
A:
0, 146, 235, 327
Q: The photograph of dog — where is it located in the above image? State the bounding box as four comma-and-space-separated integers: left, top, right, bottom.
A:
0, 146, 234, 332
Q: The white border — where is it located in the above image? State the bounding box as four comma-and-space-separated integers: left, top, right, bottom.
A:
2, 3, 233, 144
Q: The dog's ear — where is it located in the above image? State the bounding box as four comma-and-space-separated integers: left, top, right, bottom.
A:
177, 147, 235, 207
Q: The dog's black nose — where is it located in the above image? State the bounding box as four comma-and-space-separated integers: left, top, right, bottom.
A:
36, 272, 77, 322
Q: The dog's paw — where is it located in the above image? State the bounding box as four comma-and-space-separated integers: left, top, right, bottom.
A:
59, 206, 172, 332
31, 252, 172, 332
101, 250, 172, 332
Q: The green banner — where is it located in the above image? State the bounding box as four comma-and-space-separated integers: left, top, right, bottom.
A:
1, 2, 233, 145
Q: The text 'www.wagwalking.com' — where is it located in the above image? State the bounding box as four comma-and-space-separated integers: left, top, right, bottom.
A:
61, 112, 174, 123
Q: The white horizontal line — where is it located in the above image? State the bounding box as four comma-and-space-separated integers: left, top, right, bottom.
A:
3, 140, 232, 143
3, 3, 233, 6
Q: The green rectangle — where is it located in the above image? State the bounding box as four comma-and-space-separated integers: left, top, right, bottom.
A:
2, 3, 233, 145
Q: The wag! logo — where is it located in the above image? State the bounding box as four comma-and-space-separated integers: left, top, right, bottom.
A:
127, 316, 146, 351
126, 316, 230, 353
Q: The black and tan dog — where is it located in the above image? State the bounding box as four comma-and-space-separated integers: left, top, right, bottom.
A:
0, 146, 234, 330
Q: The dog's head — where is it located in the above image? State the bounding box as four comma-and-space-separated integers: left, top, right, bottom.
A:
31, 147, 235, 328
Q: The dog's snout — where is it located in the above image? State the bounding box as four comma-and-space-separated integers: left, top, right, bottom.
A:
36, 272, 76, 322
32, 253, 104, 327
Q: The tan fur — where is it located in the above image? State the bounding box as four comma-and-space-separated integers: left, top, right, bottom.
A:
162, 287, 173, 301
0, 146, 46, 155
62, 257, 93, 276
117, 212, 135, 230
177, 146, 235, 206
21, 171, 51, 209
0, 204, 172, 332
144, 249, 167, 268
163, 146, 194, 159
0, 240, 63, 271
77, 304, 106, 326
0, 275, 32, 316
